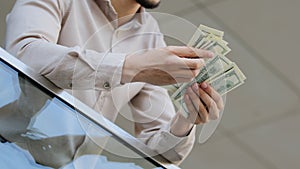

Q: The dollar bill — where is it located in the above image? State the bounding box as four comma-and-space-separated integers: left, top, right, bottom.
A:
188, 29, 205, 47
163, 24, 246, 118
187, 25, 225, 48
209, 65, 245, 96
188, 26, 230, 55
177, 65, 245, 118
207, 38, 231, 55
172, 54, 232, 100
199, 24, 224, 37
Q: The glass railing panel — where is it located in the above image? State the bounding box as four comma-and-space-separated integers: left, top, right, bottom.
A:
0, 48, 170, 169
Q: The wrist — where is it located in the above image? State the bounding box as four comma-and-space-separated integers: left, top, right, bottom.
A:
170, 113, 194, 137
121, 54, 138, 84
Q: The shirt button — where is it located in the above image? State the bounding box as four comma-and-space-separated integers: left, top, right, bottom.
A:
103, 82, 111, 89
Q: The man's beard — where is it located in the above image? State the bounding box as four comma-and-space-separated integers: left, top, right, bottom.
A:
135, 0, 160, 9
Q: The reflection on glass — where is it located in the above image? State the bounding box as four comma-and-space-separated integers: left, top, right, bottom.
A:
0, 142, 150, 169
23, 98, 86, 139
0, 142, 51, 169
0, 62, 21, 108
0, 54, 164, 169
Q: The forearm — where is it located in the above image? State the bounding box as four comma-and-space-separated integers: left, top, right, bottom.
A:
6, 38, 126, 90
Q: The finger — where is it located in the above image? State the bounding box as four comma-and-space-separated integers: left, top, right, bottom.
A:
165, 58, 203, 77
187, 87, 209, 123
190, 47, 215, 58
200, 82, 224, 111
166, 46, 214, 58
165, 53, 204, 70
180, 58, 205, 70
172, 69, 201, 80
197, 86, 220, 120
184, 94, 201, 124
164, 70, 195, 82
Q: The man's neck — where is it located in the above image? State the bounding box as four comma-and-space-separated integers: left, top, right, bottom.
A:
111, 0, 141, 26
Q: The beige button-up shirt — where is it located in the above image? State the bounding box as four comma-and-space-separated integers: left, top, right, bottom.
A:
5, 0, 195, 166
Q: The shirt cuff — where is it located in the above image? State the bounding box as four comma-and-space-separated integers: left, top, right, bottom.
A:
161, 124, 196, 148
43, 47, 127, 90
150, 124, 196, 163
85, 50, 127, 90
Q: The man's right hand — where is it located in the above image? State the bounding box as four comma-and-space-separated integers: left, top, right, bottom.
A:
121, 46, 214, 85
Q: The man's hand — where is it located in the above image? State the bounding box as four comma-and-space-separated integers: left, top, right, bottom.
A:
121, 46, 214, 85
170, 82, 224, 137
184, 82, 224, 124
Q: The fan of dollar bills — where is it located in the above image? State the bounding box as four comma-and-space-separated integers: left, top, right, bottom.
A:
164, 25, 246, 118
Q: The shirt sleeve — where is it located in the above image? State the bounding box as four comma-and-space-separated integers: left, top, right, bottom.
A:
130, 84, 196, 164
5, 0, 126, 90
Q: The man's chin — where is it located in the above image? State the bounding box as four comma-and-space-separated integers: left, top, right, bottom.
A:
136, 0, 160, 9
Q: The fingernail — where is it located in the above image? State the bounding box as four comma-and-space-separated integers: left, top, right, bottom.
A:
208, 51, 214, 58
184, 94, 189, 100
187, 87, 192, 93
201, 82, 208, 89
192, 83, 199, 91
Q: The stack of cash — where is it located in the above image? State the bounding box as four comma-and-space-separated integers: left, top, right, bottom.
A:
164, 25, 246, 118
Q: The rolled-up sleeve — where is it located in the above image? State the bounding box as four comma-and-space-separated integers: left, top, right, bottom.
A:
5, 0, 126, 90
130, 84, 195, 164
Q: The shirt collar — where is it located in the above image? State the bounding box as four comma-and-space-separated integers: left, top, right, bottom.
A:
94, 0, 145, 26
